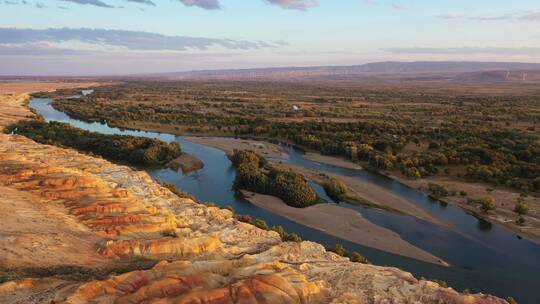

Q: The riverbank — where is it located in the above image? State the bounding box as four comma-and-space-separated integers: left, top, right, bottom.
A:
303, 152, 362, 170
184, 136, 287, 159
388, 173, 540, 244
297, 149, 540, 244
240, 190, 448, 266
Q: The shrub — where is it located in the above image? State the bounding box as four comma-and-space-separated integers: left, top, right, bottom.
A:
350, 251, 369, 264
271, 225, 286, 239
432, 279, 448, 288
470, 197, 496, 213
506, 297, 518, 304
514, 197, 528, 217
428, 183, 449, 198
322, 177, 348, 202
283, 233, 302, 242
330, 244, 348, 257
253, 219, 269, 230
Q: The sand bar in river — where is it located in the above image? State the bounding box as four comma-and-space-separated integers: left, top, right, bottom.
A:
241, 190, 448, 266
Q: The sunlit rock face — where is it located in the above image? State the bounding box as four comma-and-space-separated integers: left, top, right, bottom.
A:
0, 94, 509, 304
65, 259, 326, 304
0, 134, 281, 261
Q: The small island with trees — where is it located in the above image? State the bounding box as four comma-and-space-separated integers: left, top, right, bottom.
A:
230, 150, 323, 208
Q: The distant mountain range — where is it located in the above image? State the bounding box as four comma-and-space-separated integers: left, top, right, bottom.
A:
136, 61, 540, 82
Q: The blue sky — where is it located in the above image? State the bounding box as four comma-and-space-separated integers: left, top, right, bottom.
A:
1, 0, 539, 75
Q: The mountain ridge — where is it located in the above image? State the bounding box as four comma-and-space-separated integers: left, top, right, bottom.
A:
133, 61, 540, 81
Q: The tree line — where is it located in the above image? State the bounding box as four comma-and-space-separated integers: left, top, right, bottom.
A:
6, 119, 181, 167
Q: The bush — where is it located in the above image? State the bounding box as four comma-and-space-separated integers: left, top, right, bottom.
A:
271, 225, 286, 238
329, 244, 348, 257
470, 197, 496, 213
253, 219, 269, 230
514, 197, 528, 217
506, 297, 518, 304
350, 251, 369, 264
283, 232, 302, 242
428, 183, 449, 198
432, 279, 448, 288
322, 178, 348, 202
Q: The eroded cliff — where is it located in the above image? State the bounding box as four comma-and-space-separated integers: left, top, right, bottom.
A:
0, 89, 509, 304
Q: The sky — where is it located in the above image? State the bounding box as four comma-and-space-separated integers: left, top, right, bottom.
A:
1, 0, 539, 75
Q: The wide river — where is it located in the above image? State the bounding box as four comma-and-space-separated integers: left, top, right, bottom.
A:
30, 96, 540, 303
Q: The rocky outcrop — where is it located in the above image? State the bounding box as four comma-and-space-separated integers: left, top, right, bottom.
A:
0, 91, 509, 304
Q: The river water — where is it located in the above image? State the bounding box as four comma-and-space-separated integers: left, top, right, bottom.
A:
29, 96, 540, 303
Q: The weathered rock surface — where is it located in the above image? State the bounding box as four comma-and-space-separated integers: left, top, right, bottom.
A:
0, 90, 509, 303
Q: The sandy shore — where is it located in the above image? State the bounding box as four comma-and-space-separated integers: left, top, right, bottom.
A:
0, 82, 102, 95
389, 173, 540, 244
168, 154, 204, 174
185, 136, 287, 159
241, 190, 447, 266
303, 152, 362, 170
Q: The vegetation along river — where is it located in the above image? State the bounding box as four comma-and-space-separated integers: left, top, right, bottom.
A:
30, 96, 540, 304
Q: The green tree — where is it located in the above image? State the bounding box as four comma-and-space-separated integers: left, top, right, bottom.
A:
472, 197, 496, 213
428, 183, 449, 198
514, 198, 528, 216
322, 177, 348, 202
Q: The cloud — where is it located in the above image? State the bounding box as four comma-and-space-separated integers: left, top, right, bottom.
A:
0, 27, 283, 53
60, 0, 114, 8
59, 0, 155, 8
2, 0, 321, 10
436, 13, 511, 21
437, 9, 540, 22
177, 0, 220, 9
391, 3, 406, 11
519, 10, 540, 21
381, 47, 540, 56
265, 0, 319, 11
125, 0, 155, 6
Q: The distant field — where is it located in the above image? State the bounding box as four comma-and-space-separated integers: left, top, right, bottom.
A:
0, 82, 101, 95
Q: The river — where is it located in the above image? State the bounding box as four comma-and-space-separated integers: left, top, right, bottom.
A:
29, 96, 540, 303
